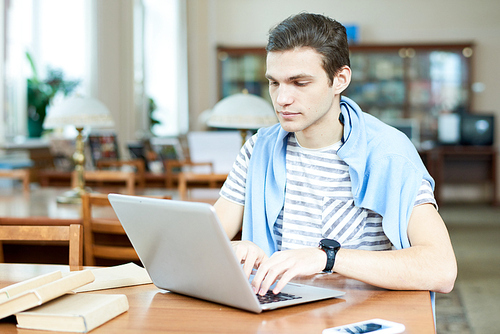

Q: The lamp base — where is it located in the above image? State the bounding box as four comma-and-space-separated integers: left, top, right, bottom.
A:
56, 187, 92, 204
239, 129, 248, 147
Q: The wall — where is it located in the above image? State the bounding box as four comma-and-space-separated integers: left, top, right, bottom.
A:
188, 0, 500, 121
90, 0, 137, 156
186, 0, 217, 131
186, 0, 500, 201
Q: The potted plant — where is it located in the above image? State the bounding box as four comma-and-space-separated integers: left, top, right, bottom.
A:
26, 52, 80, 137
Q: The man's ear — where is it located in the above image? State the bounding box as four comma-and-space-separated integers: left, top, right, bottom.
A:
333, 66, 351, 94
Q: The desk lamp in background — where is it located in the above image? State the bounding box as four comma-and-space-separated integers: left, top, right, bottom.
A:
43, 96, 114, 204
206, 90, 277, 146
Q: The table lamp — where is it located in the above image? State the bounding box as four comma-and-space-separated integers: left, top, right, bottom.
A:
206, 91, 277, 146
43, 96, 114, 204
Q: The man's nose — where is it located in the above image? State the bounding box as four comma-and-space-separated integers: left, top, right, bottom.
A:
275, 85, 294, 106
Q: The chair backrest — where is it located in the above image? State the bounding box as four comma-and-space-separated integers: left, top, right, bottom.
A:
164, 160, 214, 188
0, 224, 83, 268
177, 172, 227, 203
72, 170, 136, 195
96, 159, 146, 188
0, 169, 31, 192
81, 192, 170, 265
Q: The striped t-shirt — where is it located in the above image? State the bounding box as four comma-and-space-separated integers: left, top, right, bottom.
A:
220, 133, 436, 251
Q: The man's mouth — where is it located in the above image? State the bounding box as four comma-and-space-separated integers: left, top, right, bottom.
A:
279, 110, 300, 116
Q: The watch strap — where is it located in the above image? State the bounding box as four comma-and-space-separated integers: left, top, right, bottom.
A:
319, 239, 340, 273
324, 249, 336, 272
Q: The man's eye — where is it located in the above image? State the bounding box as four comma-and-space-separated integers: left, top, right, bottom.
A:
269, 81, 279, 87
294, 81, 308, 87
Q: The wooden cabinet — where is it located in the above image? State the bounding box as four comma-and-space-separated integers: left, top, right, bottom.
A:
346, 43, 474, 142
217, 44, 498, 205
217, 43, 474, 143
422, 146, 497, 206
217, 47, 269, 103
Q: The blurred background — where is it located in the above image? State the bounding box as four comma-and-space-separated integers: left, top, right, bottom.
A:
0, 1, 499, 332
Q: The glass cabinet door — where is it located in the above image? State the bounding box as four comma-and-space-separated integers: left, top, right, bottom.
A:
344, 44, 472, 143
407, 48, 472, 141
345, 51, 405, 120
217, 48, 269, 103
217, 44, 473, 144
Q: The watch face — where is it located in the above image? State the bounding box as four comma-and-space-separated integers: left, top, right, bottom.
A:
321, 239, 340, 249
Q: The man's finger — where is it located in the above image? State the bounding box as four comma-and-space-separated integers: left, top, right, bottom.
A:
272, 269, 295, 294
242, 251, 257, 278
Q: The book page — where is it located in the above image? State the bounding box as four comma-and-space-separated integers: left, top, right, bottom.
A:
72, 263, 152, 293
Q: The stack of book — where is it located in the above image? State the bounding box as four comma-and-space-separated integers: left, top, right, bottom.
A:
0, 268, 131, 332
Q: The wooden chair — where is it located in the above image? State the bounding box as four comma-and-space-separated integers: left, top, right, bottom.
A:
81, 192, 170, 266
0, 225, 83, 268
0, 169, 31, 192
164, 159, 214, 189
96, 159, 146, 188
72, 170, 136, 195
177, 172, 227, 203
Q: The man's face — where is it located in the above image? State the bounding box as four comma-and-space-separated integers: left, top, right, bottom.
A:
265, 47, 338, 137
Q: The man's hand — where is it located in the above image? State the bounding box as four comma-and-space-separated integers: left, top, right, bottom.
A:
231, 240, 268, 279
251, 247, 327, 296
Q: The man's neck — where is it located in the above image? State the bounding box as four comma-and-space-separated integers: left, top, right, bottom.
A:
295, 109, 344, 149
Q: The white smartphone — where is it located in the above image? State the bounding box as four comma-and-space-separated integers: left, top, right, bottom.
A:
322, 319, 405, 334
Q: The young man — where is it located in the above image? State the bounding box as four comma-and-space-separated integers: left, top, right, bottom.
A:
214, 13, 457, 298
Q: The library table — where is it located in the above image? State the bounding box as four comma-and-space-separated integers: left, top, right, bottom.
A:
0, 263, 435, 333
0, 186, 176, 225
0, 187, 82, 225
0, 187, 174, 263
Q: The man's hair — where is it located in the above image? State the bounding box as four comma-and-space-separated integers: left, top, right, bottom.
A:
266, 12, 350, 85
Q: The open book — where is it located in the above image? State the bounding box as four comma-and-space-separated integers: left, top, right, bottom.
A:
0, 270, 95, 320
72, 262, 152, 293
16, 293, 129, 333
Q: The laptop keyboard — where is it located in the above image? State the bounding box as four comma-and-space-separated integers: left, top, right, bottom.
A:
257, 291, 302, 304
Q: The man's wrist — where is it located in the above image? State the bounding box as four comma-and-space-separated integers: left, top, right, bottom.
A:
316, 247, 328, 272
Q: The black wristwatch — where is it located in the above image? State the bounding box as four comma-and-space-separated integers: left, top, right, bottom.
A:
319, 239, 341, 273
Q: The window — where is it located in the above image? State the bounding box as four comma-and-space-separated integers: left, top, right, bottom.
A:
0, 0, 187, 142
142, 0, 188, 137
3, 0, 88, 140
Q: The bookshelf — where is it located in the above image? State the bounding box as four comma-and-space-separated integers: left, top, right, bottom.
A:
346, 43, 474, 142
217, 43, 474, 143
217, 47, 270, 103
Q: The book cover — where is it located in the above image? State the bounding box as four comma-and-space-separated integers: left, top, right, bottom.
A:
16, 293, 129, 333
0, 270, 95, 320
0, 271, 62, 303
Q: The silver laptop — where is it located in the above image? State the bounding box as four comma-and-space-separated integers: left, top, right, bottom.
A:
108, 194, 345, 313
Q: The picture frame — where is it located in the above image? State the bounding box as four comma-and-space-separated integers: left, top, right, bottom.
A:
87, 132, 120, 166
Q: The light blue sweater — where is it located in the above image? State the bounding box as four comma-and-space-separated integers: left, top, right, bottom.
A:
242, 96, 434, 256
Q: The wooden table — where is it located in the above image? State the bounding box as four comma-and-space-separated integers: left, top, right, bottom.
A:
0, 263, 435, 333
0, 187, 175, 264
0, 186, 176, 225
0, 187, 82, 225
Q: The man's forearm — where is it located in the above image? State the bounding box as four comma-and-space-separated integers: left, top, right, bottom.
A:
333, 246, 457, 293
214, 197, 244, 240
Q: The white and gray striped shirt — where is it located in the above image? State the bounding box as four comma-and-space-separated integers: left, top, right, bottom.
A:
220, 133, 436, 251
